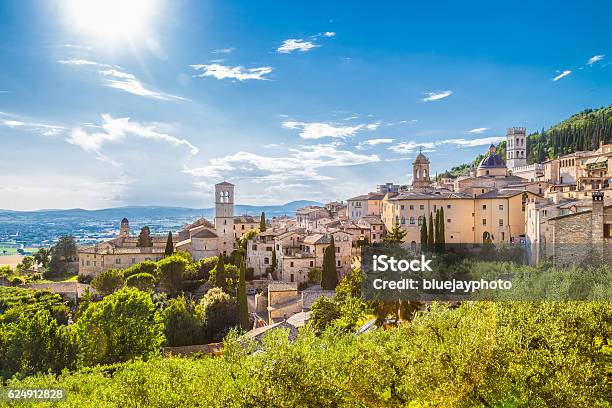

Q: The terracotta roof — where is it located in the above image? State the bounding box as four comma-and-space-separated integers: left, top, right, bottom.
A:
234, 215, 257, 223
388, 191, 472, 200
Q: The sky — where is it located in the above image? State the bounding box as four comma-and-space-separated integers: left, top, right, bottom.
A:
0, 0, 610, 211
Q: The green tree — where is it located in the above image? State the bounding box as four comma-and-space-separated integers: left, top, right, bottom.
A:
384, 222, 407, 243
309, 296, 341, 332
271, 249, 278, 273
125, 273, 156, 292
321, 236, 338, 290
91, 268, 125, 296
0, 309, 76, 379
259, 212, 267, 232
46, 236, 77, 277
161, 295, 205, 347
73, 287, 163, 367
335, 268, 363, 301
33, 248, 51, 269
16, 256, 34, 273
427, 212, 434, 246
420, 216, 428, 248
164, 232, 174, 257
237, 258, 249, 331
123, 260, 158, 279
200, 287, 238, 342
157, 255, 187, 296
195, 256, 218, 281
438, 207, 445, 248
137, 226, 153, 247
209, 254, 229, 293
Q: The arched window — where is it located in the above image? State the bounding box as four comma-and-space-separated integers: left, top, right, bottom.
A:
401, 216, 406, 225
410, 216, 415, 225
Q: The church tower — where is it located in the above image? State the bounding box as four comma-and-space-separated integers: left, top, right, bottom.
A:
506, 127, 527, 170
119, 218, 130, 237
412, 150, 431, 190
214, 181, 235, 255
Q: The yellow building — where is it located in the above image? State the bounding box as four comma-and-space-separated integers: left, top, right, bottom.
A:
233, 215, 259, 240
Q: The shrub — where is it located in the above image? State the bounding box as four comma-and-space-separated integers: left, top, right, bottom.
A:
91, 268, 125, 296
161, 295, 205, 347
196, 256, 218, 281
200, 288, 238, 342
123, 260, 158, 279
8, 276, 25, 286
125, 273, 156, 292
157, 255, 187, 296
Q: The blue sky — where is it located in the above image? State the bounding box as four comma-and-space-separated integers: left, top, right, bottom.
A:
0, 0, 610, 210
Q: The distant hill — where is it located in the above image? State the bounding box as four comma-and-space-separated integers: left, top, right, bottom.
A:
439, 105, 612, 179
0, 200, 323, 220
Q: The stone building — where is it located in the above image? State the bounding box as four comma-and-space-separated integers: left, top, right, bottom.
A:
296, 206, 330, 231
233, 215, 259, 240
412, 150, 431, 190
506, 127, 527, 170
547, 191, 612, 267
78, 218, 167, 278
346, 192, 385, 219
215, 182, 235, 255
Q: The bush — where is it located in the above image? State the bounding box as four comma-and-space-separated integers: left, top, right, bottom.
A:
123, 260, 158, 279
161, 295, 205, 347
196, 257, 218, 281
200, 288, 238, 342
91, 269, 125, 296
73, 287, 163, 367
77, 274, 93, 284
309, 296, 341, 332
158, 255, 187, 296
8, 276, 25, 286
125, 273, 156, 292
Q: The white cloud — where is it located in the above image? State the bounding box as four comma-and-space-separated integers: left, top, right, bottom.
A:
58, 60, 186, 101
0, 112, 65, 136
323, 32, 336, 37
185, 143, 379, 184
277, 39, 319, 54
282, 121, 378, 139
356, 138, 395, 150
2, 120, 24, 127
587, 55, 604, 65
388, 141, 437, 154
211, 47, 234, 54
553, 70, 571, 81
98, 69, 187, 101
442, 136, 504, 147
423, 90, 452, 101
66, 114, 199, 162
190, 64, 273, 81
468, 127, 488, 134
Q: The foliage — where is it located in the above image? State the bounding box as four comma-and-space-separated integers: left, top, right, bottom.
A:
309, 296, 341, 332
46, 236, 77, 277
136, 226, 153, 247
195, 256, 218, 281
271, 248, 277, 273
157, 254, 187, 296
91, 268, 125, 296
308, 267, 322, 284
209, 254, 229, 293
200, 287, 238, 342
125, 273, 156, 292
0, 286, 69, 324
383, 222, 407, 243
4, 300, 612, 407
321, 236, 338, 290
33, 248, 51, 269
259, 211, 266, 232
123, 260, 159, 279
16, 255, 34, 272
0, 309, 76, 380
427, 212, 434, 246
161, 295, 205, 347
236, 259, 249, 331
73, 287, 163, 367
420, 216, 427, 247
164, 232, 174, 257
335, 268, 363, 301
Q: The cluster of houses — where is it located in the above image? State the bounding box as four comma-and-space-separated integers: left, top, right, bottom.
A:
77, 126, 612, 317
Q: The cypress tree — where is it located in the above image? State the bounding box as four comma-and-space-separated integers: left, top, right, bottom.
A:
438, 207, 445, 250
420, 216, 428, 249
427, 213, 434, 247
321, 235, 338, 290
259, 212, 267, 232
164, 232, 174, 257
271, 248, 277, 272
212, 254, 229, 293
237, 258, 249, 330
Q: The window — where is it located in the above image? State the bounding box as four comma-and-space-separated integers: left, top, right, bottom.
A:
241, 225, 245, 230
401, 217, 406, 225
116, 258, 121, 264
337, 260, 341, 267
409, 205, 414, 210
93, 261, 96, 267
433, 205, 437, 211
86, 260, 90, 266
266, 246, 273, 251
400, 205, 404, 210
447, 219, 451, 223
499, 204, 503, 210
482, 205, 487, 210
336, 247, 340, 253
131, 257, 136, 264
499, 219, 504, 226
418, 216, 424, 226
252, 244, 257, 250
310, 261, 314, 267
482, 219, 487, 226
604, 224, 612, 238
290, 274, 294, 282
420, 205, 425, 210
447, 204, 451, 209
501, 232, 505, 241
410, 217, 415, 225
264, 257, 269, 264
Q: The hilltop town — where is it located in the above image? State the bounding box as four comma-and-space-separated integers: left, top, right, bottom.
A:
67, 124, 612, 327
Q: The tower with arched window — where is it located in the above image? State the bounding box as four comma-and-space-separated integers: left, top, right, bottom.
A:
506, 127, 527, 170
214, 181, 235, 255
412, 150, 431, 190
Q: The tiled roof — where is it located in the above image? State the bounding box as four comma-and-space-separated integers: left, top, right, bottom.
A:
234, 215, 257, 223
388, 191, 472, 200
191, 229, 218, 239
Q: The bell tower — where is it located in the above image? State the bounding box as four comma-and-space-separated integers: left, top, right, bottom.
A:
412, 149, 431, 190
214, 181, 235, 255
506, 127, 527, 170
119, 218, 130, 237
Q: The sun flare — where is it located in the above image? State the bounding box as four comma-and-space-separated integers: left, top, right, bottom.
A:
62, 0, 158, 43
